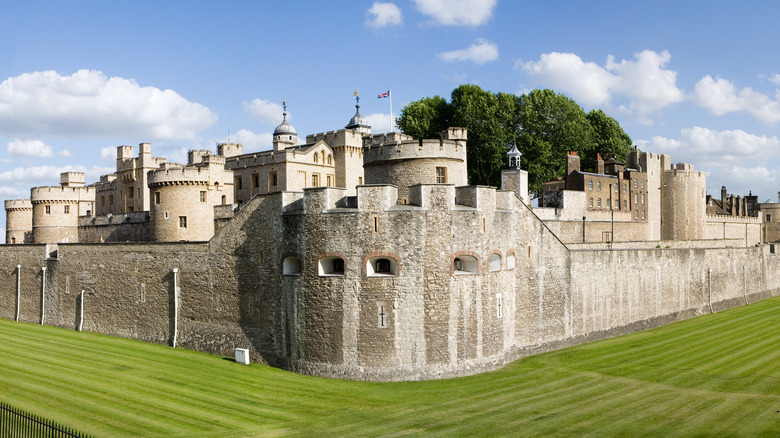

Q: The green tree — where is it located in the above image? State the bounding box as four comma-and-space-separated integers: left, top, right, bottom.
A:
516, 89, 594, 196
450, 85, 517, 187
394, 95, 452, 139
586, 109, 633, 167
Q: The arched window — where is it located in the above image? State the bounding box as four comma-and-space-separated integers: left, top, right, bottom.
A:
314, 154, 319, 163
453, 255, 479, 274
318, 256, 345, 276
327, 154, 332, 165
282, 256, 301, 275
489, 253, 502, 272
366, 256, 398, 277
506, 251, 516, 270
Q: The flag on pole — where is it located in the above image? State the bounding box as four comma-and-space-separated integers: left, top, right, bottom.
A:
377, 90, 390, 98
354, 89, 359, 96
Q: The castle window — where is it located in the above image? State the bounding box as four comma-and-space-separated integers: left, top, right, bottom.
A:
435, 167, 447, 184
321, 151, 326, 163
641, 210, 645, 219
312, 173, 320, 187
252, 174, 259, 189
597, 198, 602, 208
155, 192, 160, 205
641, 180, 645, 189
327, 154, 332, 165
453, 255, 478, 274
597, 181, 601, 191
506, 251, 516, 270
283, 256, 301, 275
496, 294, 503, 318
366, 256, 398, 277
633, 179, 637, 188
615, 200, 619, 209
86, 210, 91, 216
634, 194, 638, 204
614, 184, 618, 193
489, 253, 502, 272
588, 181, 593, 190
318, 256, 345, 276
45, 205, 51, 214
200, 191, 206, 203
164, 211, 169, 220
221, 195, 226, 205
235, 176, 243, 190
589, 198, 593, 208
641, 194, 645, 205
101, 196, 105, 206
623, 183, 627, 193
179, 216, 187, 228
634, 210, 639, 220
372, 214, 379, 234
129, 188, 134, 199
109, 195, 114, 205
313, 154, 319, 163
377, 301, 389, 328
327, 175, 332, 186
767, 214, 772, 222
623, 200, 627, 209
269, 171, 278, 189
64, 205, 70, 214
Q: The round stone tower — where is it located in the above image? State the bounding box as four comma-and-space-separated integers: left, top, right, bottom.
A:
660, 163, 707, 241
363, 127, 468, 203
30, 185, 93, 243
5, 199, 32, 244
148, 155, 233, 242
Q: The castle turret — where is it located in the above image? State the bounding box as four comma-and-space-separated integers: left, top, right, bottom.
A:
501, 142, 529, 204
30, 174, 95, 243
661, 163, 706, 240
363, 128, 467, 203
345, 92, 371, 135
148, 154, 234, 242
5, 199, 32, 244
272, 100, 298, 152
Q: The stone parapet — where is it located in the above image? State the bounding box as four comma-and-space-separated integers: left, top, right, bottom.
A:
5, 199, 32, 210
31, 186, 94, 203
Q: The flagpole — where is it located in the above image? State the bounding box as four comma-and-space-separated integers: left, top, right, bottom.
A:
389, 88, 394, 132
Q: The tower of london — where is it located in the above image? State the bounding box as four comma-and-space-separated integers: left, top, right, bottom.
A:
2, 101, 779, 381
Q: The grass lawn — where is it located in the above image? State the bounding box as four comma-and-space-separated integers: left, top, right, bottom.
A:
1, 296, 778, 437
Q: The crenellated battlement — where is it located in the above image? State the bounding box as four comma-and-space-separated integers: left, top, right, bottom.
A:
706, 214, 762, 223
30, 186, 95, 202
4, 199, 32, 210
306, 129, 364, 147
363, 130, 466, 166
148, 163, 231, 187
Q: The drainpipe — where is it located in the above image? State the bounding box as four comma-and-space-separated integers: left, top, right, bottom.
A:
172, 268, 179, 348
582, 216, 586, 243
708, 268, 714, 314
40, 267, 46, 325
743, 265, 748, 305
78, 290, 85, 331
15, 265, 21, 322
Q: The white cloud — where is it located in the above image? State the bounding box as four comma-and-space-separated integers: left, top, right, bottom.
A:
243, 98, 285, 125
100, 146, 116, 165
694, 75, 780, 124
0, 69, 216, 140
763, 73, 780, 85
366, 2, 403, 28
413, 0, 496, 26
637, 127, 780, 199
59, 149, 73, 158
438, 38, 498, 65
7, 139, 54, 158
365, 113, 393, 133
217, 129, 273, 152
522, 50, 684, 119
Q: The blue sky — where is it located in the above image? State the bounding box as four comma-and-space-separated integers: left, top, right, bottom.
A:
2, 0, 780, 236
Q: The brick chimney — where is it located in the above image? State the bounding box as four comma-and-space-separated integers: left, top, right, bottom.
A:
596, 153, 605, 174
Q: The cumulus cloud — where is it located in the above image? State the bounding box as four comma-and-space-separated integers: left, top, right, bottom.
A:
59, 149, 73, 158
0, 164, 112, 187
694, 75, 780, 124
243, 98, 285, 125
365, 113, 393, 133
0, 69, 216, 140
365, 2, 403, 28
637, 127, 780, 198
413, 0, 497, 26
217, 129, 273, 152
100, 146, 116, 165
7, 139, 54, 158
521, 50, 684, 119
438, 38, 498, 65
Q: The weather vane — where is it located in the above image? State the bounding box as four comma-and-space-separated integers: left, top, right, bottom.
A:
282, 99, 287, 112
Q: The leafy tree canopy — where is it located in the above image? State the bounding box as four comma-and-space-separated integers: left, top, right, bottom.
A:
395, 85, 633, 196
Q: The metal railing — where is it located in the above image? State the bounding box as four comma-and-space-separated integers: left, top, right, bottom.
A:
0, 401, 91, 438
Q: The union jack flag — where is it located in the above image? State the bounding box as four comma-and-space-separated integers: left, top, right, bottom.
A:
377, 90, 390, 98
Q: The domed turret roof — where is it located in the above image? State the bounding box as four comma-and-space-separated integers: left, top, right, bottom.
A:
347, 104, 367, 128
273, 101, 296, 136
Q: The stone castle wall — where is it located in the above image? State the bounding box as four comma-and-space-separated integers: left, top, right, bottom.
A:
704, 214, 762, 245
2, 185, 778, 382
77, 212, 151, 243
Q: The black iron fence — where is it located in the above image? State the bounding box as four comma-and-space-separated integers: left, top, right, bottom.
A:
0, 401, 91, 438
